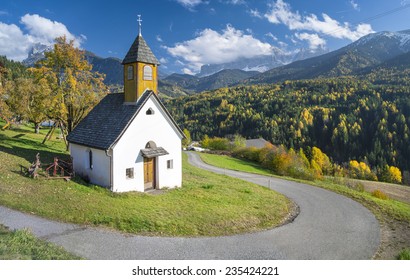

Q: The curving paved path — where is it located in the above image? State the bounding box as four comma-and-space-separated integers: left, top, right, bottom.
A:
0, 152, 379, 259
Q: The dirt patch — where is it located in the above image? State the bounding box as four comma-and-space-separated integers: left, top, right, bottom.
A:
373, 215, 410, 259
349, 179, 410, 204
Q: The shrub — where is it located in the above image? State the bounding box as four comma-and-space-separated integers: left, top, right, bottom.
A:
372, 189, 389, 200
345, 181, 364, 192
202, 136, 229, 150
230, 134, 246, 150
233, 147, 260, 162
397, 248, 410, 260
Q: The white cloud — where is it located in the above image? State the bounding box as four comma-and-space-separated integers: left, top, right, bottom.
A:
264, 0, 373, 41
159, 57, 168, 64
295, 32, 326, 50
166, 25, 273, 73
175, 0, 205, 10
0, 10, 9, 16
249, 9, 263, 19
226, 0, 246, 5
156, 35, 163, 42
21, 14, 83, 47
266, 32, 278, 41
0, 22, 31, 61
350, 0, 360, 11
0, 14, 83, 61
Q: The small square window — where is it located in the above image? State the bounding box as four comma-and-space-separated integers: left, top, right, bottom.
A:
167, 160, 173, 169
126, 168, 134, 179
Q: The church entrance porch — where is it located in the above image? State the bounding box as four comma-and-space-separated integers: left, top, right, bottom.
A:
140, 141, 169, 191
144, 157, 155, 190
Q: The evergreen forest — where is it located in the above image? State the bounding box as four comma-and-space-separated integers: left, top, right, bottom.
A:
166, 68, 410, 177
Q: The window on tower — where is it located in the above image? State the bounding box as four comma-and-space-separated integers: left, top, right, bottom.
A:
143, 65, 153, 80
127, 65, 134, 80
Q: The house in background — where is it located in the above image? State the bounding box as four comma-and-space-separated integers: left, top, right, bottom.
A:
67, 21, 184, 192
245, 138, 271, 149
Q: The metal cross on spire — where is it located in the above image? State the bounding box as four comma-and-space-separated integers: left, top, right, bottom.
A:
137, 15, 142, 36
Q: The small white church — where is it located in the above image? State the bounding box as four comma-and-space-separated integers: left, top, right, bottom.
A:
67, 20, 185, 192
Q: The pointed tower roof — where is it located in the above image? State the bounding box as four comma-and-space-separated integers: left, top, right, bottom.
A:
122, 35, 160, 65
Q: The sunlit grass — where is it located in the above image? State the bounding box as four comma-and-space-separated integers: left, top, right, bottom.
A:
0, 121, 291, 236
0, 224, 80, 260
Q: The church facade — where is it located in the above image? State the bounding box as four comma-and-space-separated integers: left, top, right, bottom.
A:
67, 25, 184, 192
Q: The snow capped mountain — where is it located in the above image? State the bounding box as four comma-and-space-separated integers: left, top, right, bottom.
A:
198, 47, 327, 77
249, 29, 410, 85
22, 43, 53, 66
352, 29, 410, 52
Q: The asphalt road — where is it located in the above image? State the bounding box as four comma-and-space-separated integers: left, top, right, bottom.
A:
0, 152, 380, 259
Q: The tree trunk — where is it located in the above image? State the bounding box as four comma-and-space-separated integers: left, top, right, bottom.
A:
34, 122, 40, 134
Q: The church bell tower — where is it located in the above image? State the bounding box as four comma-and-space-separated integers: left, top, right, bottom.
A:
122, 15, 160, 103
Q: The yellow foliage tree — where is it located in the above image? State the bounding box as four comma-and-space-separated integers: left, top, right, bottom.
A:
311, 147, 332, 175
30, 36, 107, 133
379, 165, 402, 184
388, 166, 402, 184
348, 160, 377, 181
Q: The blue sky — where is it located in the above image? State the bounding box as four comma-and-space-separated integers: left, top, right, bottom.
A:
0, 0, 409, 74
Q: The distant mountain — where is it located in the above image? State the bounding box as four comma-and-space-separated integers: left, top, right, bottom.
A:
163, 69, 259, 92
198, 47, 327, 77
22, 43, 53, 66
374, 50, 410, 70
84, 51, 122, 85
248, 29, 410, 84
23, 44, 124, 86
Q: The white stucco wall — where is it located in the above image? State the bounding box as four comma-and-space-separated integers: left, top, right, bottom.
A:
69, 143, 111, 188
111, 95, 183, 192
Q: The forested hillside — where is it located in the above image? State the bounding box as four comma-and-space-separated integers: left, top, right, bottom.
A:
166, 69, 410, 174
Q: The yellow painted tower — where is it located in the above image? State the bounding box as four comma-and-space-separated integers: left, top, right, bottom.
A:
122, 16, 160, 102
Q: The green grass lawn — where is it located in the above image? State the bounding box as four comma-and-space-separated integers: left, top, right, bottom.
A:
199, 153, 275, 176
0, 121, 291, 237
0, 224, 80, 260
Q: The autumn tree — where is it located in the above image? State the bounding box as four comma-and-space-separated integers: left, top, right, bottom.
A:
5, 76, 50, 133
378, 165, 402, 184
348, 160, 377, 181
0, 63, 10, 124
31, 36, 107, 133
182, 128, 191, 147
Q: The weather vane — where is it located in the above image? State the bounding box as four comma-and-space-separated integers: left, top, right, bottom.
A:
137, 15, 142, 36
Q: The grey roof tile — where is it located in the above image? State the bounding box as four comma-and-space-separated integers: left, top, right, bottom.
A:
122, 35, 160, 65
67, 91, 184, 150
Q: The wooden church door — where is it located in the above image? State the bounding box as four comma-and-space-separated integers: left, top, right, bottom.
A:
144, 157, 155, 190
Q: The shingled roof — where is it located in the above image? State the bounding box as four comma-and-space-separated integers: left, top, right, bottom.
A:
122, 35, 160, 65
67, 91, 184, 150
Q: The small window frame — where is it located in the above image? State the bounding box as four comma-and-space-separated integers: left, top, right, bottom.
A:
127, 65, 134, 80
126, 168, 134, 179
167, 159, 173, 169
143, 65, 153, 81
146, 108, 155, 115
88, 150, 93, 170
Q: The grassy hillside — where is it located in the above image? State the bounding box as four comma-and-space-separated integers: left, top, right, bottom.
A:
0, 121, 291, 237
